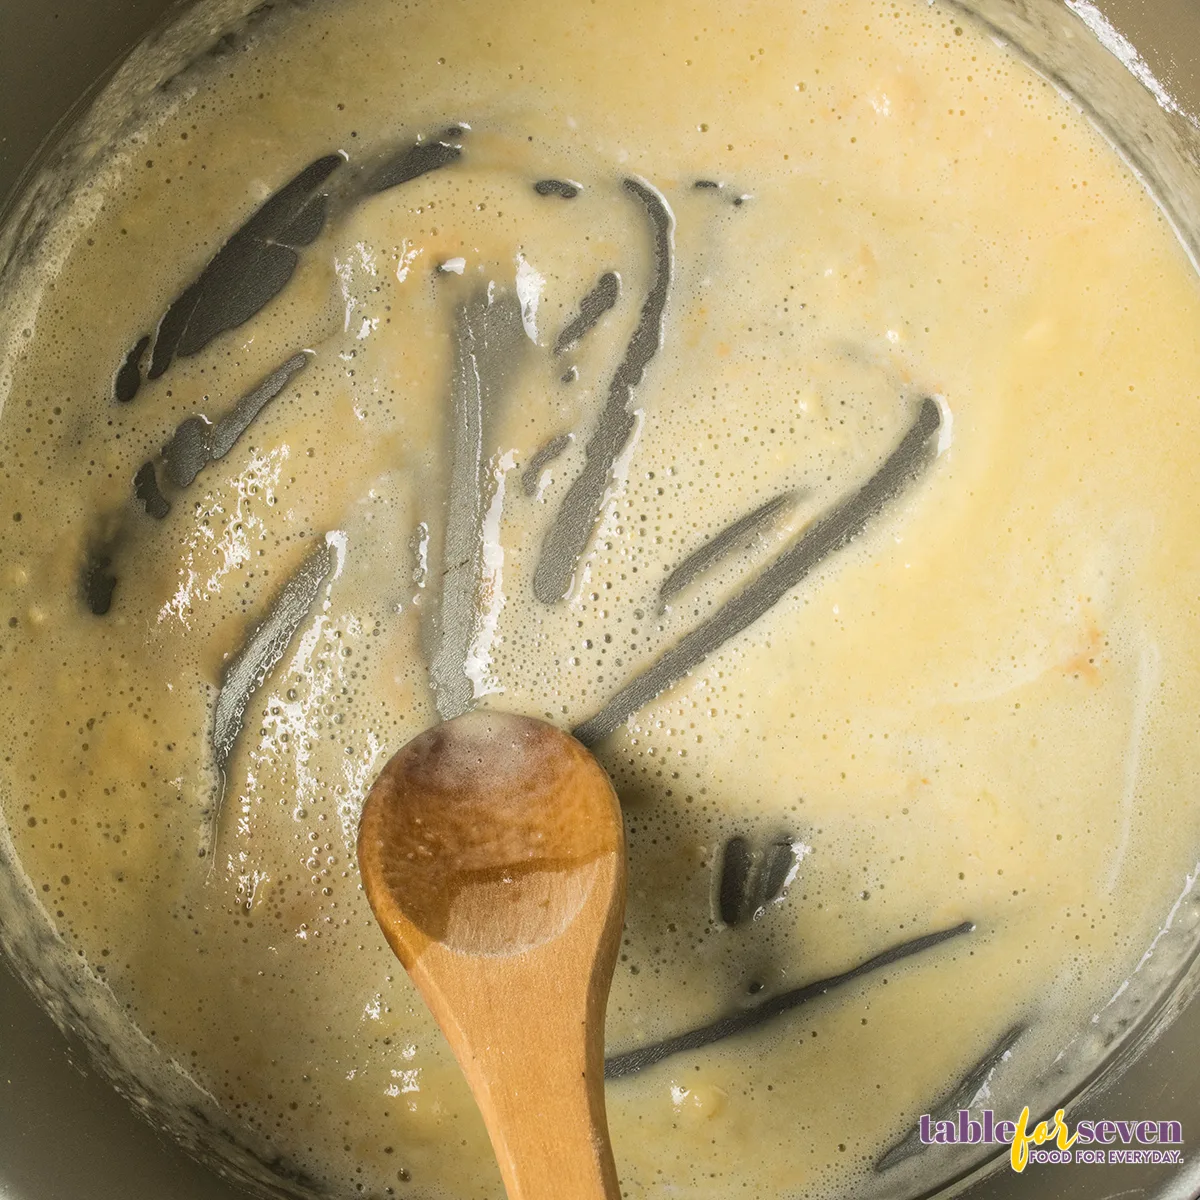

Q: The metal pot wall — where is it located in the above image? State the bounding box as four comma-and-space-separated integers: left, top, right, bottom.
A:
0, 5, 246, 1198
2, 2, 1200, 1198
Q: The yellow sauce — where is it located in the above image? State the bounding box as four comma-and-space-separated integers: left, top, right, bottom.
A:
2, 0, 1200, 1197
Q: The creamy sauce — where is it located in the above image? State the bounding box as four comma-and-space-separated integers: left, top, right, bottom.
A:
3, 0, 1200, 1197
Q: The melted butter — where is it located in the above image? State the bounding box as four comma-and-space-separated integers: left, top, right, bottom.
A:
2, 0, 1200, 1197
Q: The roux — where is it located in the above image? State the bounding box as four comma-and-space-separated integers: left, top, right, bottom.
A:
2, 0, 1200, 1197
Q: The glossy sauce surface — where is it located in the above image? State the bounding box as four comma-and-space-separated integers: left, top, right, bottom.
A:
3, 0, 1200, 1197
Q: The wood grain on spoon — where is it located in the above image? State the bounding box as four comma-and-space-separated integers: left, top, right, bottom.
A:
357, 711, 626, 1200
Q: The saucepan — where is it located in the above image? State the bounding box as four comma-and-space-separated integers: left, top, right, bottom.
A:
1, 1, 1200, 1198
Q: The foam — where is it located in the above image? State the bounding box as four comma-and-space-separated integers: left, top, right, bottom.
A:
1, 0, 1200, 1197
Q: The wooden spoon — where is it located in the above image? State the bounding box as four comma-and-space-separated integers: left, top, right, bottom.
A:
357, 710, 626, 1200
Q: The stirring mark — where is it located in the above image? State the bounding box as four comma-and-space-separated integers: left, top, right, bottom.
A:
161, 353, 310, 489
574, 397, 941, 746
132, 129, 466, 389
211, 536, 338, 773
365, 128, 465, 194
114, 335, 151, 403
147, 154, 343, 380
876, 1023, 1026, 1171
604, 920, 975, 1079
81, 550, 118, 616
133, 461, 170, 520
428, 288, 525, 720
554, 271, 621, 356
718, 836, 754, 926
521, 433, 573, 497
692, 179, 750, 206
717, 833, 800, 926
759, 839, 798, 908
534, 179, 581, 199
79, 507, 132, 616
533, 178, 674, 603
660, 492, 798, 608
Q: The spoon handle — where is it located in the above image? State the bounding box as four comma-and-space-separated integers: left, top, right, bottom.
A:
412, 856, 625, 1200
466, 970, 620, 1199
